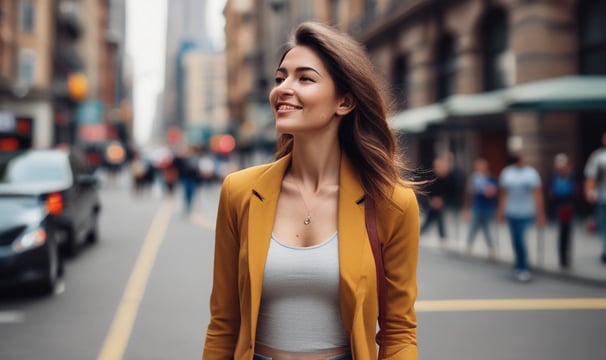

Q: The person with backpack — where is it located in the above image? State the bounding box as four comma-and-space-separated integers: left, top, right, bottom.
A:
549, 153, 577, 269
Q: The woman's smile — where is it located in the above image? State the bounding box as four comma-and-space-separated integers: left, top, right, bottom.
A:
275, 102, 302, 114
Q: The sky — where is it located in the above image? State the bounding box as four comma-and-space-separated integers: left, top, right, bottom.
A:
126, 0, 227, 145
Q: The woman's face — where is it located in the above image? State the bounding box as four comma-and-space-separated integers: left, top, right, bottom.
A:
269, 45, 344, 135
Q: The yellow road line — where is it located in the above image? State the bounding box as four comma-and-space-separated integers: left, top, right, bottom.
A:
415, 298, 606, 312
189, 212, 215, 230
97, 198, 174, 360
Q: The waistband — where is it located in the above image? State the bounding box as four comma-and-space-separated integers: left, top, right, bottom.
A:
254, 343, 351, 360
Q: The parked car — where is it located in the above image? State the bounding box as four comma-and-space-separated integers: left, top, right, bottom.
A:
0, 149, 101, 294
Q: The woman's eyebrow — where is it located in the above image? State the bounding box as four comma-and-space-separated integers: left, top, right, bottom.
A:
276, 66, 322, 77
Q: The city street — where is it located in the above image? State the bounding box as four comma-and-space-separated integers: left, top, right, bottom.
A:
0, 172, 605, 360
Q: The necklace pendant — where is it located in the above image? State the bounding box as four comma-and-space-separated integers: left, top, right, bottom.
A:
303, 215, 311, 225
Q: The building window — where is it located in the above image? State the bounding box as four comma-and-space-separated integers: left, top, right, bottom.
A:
19, 1, 35, 33
579, 0, 606, 75
392, 55, 409, 110
436, 34, 457, 101
482, 7, 511, 90
18, 48, 36, 85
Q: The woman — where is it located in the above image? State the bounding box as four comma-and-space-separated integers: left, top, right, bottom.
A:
497, 152, 546, 282
203, 22, 420, 359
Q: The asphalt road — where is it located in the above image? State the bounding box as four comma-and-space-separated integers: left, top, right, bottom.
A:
0, 173, 604, 360
416, 249, 605, 360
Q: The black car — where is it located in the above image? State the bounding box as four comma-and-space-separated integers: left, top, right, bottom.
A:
0, 149, 101, 294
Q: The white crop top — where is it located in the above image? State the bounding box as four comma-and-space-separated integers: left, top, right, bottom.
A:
255, 232, 349, 352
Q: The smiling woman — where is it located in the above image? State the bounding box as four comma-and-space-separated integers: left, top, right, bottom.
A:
203, 22, 422, 360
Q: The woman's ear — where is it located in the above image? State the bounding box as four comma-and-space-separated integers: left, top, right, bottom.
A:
336, 94, 356, 116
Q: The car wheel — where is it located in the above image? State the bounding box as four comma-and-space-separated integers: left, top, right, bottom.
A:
39, 238, 61, 295
63, 226, 78, 258
86, 213, 99, 244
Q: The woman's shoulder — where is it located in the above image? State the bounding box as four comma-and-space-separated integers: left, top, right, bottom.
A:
379, 185, 419, 215
223, 161, 275, 186
218, 162, 278, 204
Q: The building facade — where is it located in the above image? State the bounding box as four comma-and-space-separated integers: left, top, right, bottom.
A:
75, 0, 123, 145
351, 0, 605, 189
224, 0, 606, 194
160, 0, 212, 144
0, 0, 128, 151
182, 50, 229, 145
0, 0, 54, 150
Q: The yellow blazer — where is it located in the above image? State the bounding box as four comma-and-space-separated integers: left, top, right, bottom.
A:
203, 153, 419, 359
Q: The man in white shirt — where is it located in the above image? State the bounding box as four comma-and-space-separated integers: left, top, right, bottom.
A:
583, 131, 606, 265
497, 152, 546, 282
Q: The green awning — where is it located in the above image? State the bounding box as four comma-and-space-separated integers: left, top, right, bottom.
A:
390, 104, 447, 132
508, 75, 606, 111
391, 76, 606, 132
444, 89, 508, 116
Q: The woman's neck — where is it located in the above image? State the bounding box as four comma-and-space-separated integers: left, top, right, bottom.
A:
288, 140, 341, 192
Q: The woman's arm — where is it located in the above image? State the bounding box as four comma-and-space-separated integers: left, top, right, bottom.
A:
381, 188, 419, 359
203, 176, 241, 358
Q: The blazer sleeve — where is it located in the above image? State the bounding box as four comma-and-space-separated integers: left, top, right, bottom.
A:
381, 188, 420, 359
203, 175, 241, 358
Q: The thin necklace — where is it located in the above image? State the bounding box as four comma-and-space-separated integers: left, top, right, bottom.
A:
293, 179, 312, 225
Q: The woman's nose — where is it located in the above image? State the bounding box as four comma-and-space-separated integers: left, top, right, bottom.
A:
276, 81, 294, 95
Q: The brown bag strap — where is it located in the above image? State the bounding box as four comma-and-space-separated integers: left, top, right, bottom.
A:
364, 197, 387, 358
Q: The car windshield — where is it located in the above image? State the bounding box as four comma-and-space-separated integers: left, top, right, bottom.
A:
0, 152, 71, 184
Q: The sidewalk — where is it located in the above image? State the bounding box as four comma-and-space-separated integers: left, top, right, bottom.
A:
420, 211, 606, 286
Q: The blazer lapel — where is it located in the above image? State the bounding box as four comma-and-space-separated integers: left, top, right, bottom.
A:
337, 154, 366, 328
248, 154, 291, 339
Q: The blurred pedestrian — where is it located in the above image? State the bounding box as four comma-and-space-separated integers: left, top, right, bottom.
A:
462, 157, 498, 260
549, 153, 576, 269
497, 152, 546, 282
175, 146, 200, 214
204, 22, 420, 359
198, 149, 216, 185
142, 156, 156, 195
420, 157, 454, 245
445, 151, 465, 209
583, 131, 606, 265
105, 141, 126, 181
162, 159, 178, 197
129, 152, 147, 195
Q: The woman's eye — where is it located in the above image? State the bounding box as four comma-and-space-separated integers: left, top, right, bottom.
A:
300, 77, 314, 82
274, 77, 284, 84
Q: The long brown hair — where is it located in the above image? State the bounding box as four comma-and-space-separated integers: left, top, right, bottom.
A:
274, 21, 418, 200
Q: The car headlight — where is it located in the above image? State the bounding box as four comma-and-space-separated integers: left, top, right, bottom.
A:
12, 227, 47, 253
